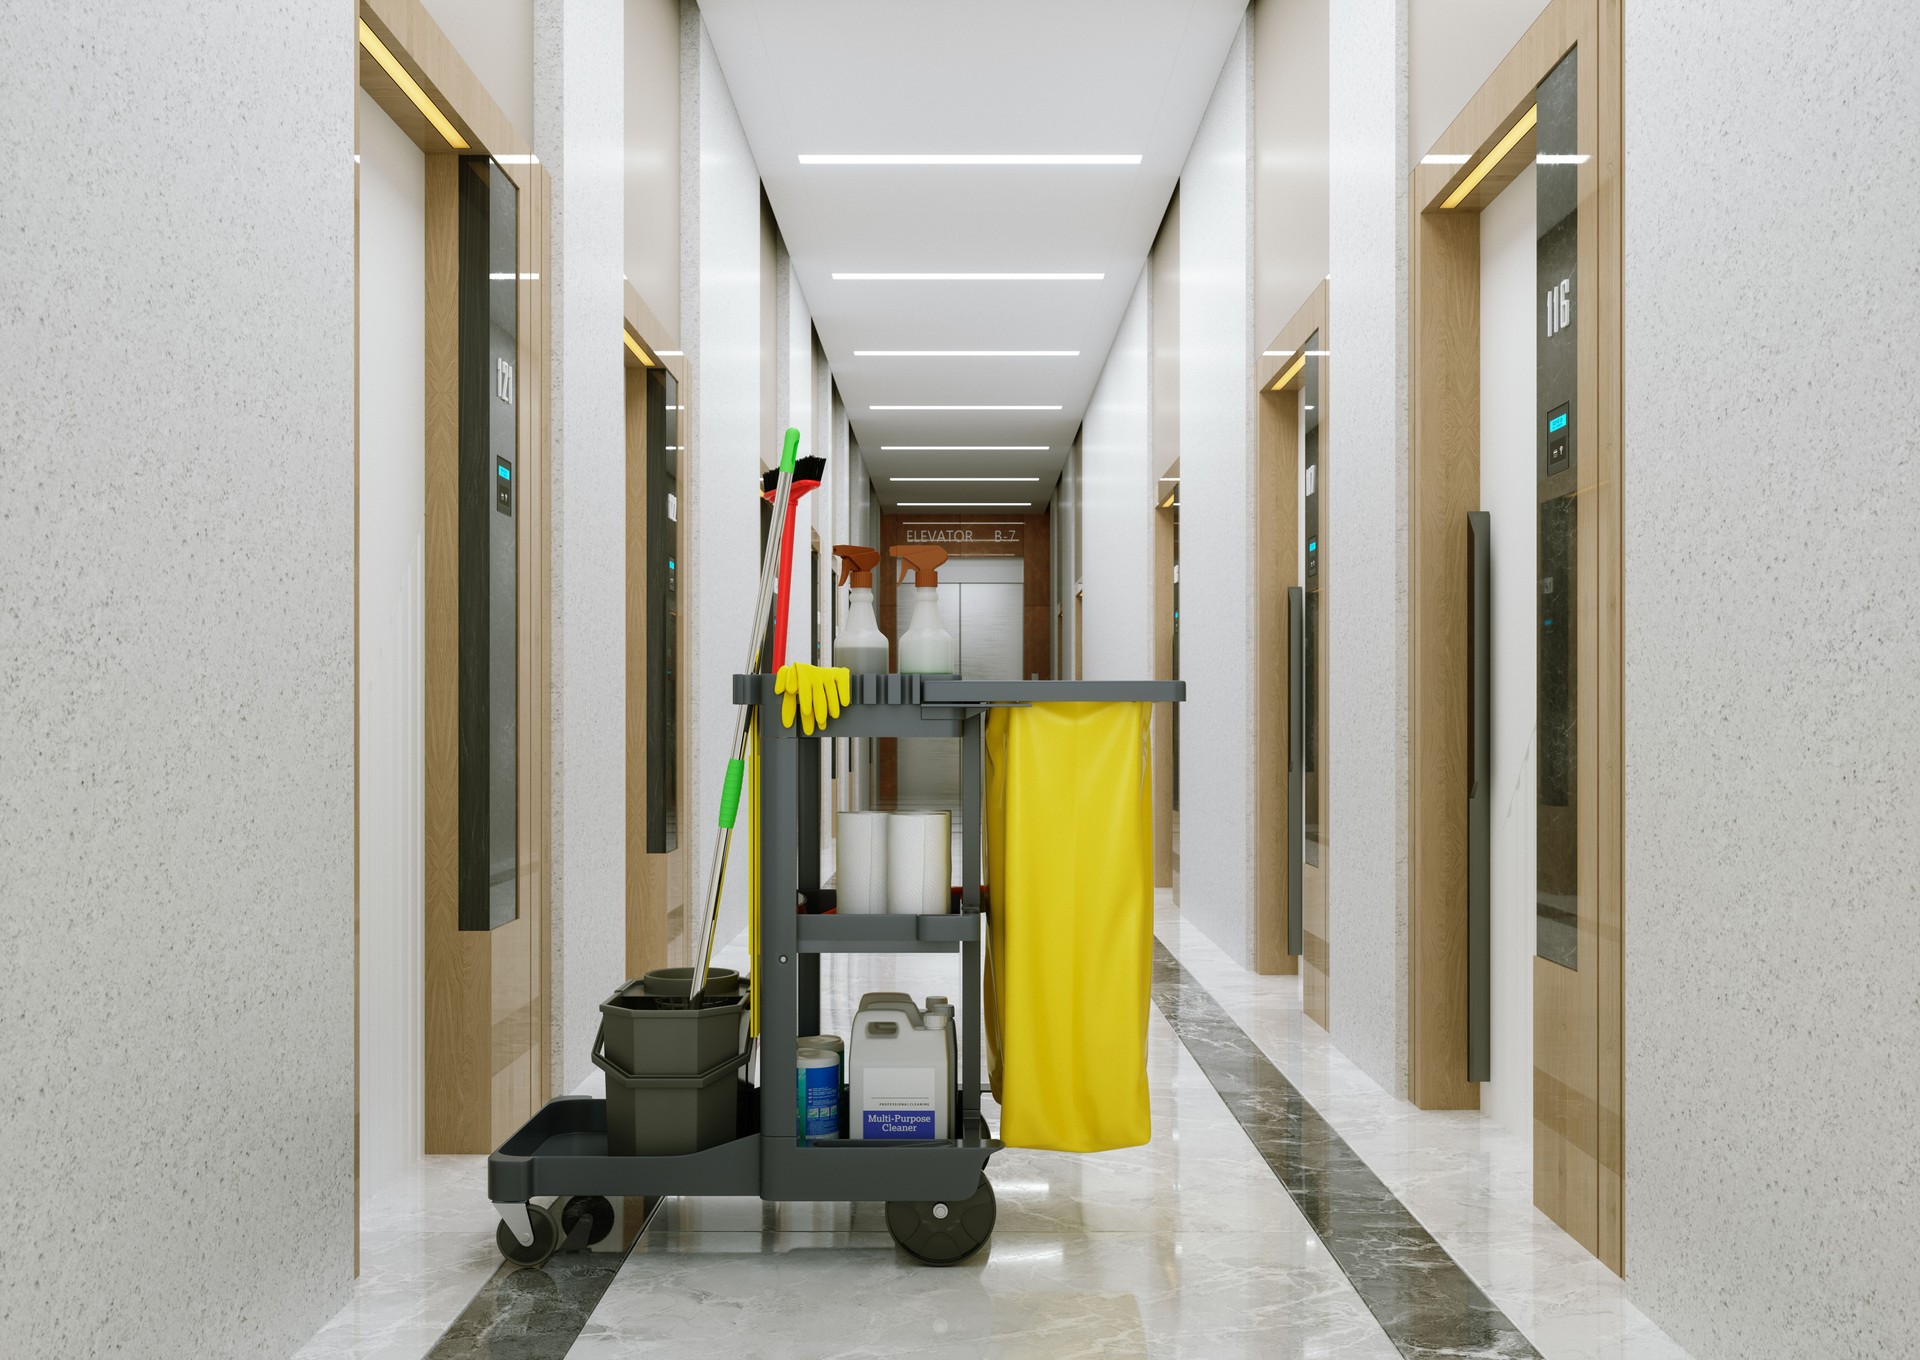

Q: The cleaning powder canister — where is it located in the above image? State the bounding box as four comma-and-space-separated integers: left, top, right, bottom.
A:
796, 1048, 840, 1143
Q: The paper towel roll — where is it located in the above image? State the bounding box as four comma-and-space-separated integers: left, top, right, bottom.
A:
836, 812, 890, 914
887, 811, 952, 914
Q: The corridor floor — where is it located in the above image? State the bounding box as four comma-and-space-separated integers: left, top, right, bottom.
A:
297, 898, 1692, 1359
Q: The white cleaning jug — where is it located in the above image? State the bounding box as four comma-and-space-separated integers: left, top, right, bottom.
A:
848, 1001, 950, 1141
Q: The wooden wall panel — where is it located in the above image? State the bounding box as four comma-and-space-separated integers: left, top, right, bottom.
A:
1253, 388, 1298, 976
1252, 285, 1327, 977
1406, 0, 1623, 1270
359, 0, 531, 172
1406, 207, 1482, 1112
421, 153, 489, 1153
1593, 0, 1625, 1273
386, 6, 552, 1155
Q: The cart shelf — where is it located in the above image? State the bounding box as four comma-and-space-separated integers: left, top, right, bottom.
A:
797, 913, 979, 953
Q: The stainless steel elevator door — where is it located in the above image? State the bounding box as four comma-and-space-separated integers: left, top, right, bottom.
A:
894, 558, 1023, 813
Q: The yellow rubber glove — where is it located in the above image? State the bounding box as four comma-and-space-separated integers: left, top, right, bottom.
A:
775, 664, 852, 735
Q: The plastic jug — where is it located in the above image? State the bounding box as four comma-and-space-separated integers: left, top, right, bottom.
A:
849, 1001, 951, 1141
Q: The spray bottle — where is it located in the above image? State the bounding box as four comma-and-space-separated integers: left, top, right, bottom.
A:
832, 545, 890, 673
890, 545, 955, 675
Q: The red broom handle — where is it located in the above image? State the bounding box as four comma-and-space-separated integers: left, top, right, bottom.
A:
772, 491, 802, 669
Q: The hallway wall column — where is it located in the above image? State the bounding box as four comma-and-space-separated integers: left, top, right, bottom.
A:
1623, 2, 1920, 1354
680, 4, 767, 954
536, 0, 626, 1094
1079, 267, 1155, 682
1175, 21, 1257, 964
1324, 0, 1411, 1093
0, 6, 355, 1351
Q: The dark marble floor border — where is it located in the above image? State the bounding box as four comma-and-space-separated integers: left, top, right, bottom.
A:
1151, 940, 1541, 1360
424, 1198, 661, 1360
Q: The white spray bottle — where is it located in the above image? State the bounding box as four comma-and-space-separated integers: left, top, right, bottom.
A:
832, 545, 890, 673
890, 544, 955, 675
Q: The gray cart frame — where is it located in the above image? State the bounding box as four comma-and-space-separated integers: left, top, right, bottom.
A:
489, 676, 1185, 1243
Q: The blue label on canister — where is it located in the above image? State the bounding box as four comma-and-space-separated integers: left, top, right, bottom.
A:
797, 1061, 839, 1141
863, 1109, 935, 1140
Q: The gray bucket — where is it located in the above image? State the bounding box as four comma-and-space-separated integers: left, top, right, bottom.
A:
594, 1043, 748, 1157
599, 980, 750, 1077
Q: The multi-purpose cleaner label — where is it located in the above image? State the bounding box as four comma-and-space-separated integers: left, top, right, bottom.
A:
860, 1066, 937, 1140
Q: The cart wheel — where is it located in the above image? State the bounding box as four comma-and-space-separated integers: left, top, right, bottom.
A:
495, 1202, 561, 1268
886, 1176, 996, 1266
556, 1194, 616, 1250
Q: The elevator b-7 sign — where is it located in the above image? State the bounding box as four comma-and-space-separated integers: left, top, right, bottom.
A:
904, 523, 1022, 546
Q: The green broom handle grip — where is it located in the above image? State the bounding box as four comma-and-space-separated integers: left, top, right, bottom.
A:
717, 757, 746, 829
780, 426, 798, 475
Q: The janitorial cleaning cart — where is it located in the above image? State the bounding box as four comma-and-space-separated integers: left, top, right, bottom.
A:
486, 431, 1183, 1266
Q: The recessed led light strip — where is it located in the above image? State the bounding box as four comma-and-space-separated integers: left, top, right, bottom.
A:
898, 501, 1035, 508
1269, 354, 1306, 392
881, 445, 1049, 451
889, 477, 1041, 483
854, 350, 1079, 357
1443, 104, 1538, 210
357, 19, 468, 151
623, 330, 655, 366
800, 154, 1141, 166
834, 273, 1103, 282
871, 405, 1061, 411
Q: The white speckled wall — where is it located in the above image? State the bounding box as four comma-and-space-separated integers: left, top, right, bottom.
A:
681, 5, 766, 954
775, 240, 818, 671
1623, 7, 1920, 1357
1080, 268, 1156, 682
625, 0, 682, 338
1324, 0, 1409, 1094
0, 6, 355, 1352
536, 0, 627, 1094
1176, 22, 1256, 964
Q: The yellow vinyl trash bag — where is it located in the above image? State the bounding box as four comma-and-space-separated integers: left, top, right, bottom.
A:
985, 702, 1154, 1152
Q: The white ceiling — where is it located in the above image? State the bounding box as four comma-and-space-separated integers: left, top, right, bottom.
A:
698, 1, 1247, 512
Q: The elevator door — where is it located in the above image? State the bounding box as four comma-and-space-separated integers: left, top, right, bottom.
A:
1478, 162, 1539, 1142
894, 556, 1024, 817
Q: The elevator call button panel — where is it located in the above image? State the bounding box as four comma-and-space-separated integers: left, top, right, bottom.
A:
496, 457, 513, 516
1545, 404, 1571, 478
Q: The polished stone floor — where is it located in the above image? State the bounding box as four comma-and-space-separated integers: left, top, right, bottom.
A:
298, 897, 1694, 1359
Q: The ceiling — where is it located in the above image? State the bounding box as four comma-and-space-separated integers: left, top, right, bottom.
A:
698, 1, 1247, 512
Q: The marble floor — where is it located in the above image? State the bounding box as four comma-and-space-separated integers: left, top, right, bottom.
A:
297, 898, 1694, 1359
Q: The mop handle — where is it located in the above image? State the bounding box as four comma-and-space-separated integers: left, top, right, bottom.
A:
688, 429, 799, 1002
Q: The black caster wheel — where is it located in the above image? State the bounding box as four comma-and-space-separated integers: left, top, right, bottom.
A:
886, 1175, 996, 1266
555, 1195, 616, 1251
495, 1202, 561, 1268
